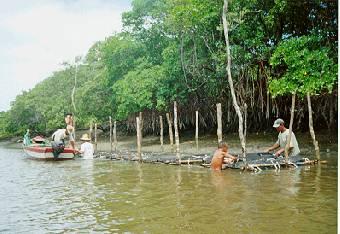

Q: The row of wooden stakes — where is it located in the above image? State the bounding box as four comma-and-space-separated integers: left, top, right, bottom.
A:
80, 101, 224, 163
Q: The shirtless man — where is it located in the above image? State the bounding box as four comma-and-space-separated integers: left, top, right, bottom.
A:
64, 113, 74, 126
64, 113, 75, 149
211, 141, 237, 170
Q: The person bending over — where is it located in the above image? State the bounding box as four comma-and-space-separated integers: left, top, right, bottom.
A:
265, 118, 300, 158
211, 141, 237, 171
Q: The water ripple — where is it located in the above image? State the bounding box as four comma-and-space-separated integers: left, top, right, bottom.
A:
0, 147, 337, 233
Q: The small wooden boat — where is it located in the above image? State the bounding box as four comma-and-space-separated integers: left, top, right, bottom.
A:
23, 144, 75, 160
22, 132, 75, 160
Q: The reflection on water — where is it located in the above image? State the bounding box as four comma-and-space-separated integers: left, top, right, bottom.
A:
0, 146, 337, 233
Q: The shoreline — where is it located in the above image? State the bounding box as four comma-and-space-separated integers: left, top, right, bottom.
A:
2, 131, 337, 156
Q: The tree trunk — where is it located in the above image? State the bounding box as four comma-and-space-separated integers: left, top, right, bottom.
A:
173, 102, 181, 164
329, 96, 334, 130
307, 93, 320, 160
71, 61, 78, 141
152, 111, 155, 134
222, 0, 246, 158
284, 94, 296, 161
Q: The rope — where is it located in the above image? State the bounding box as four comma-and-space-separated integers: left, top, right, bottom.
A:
276, 161, 281, 170
271, 160, 277, 170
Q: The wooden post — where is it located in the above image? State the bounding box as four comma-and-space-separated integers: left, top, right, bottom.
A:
307, 93, 320, 160
136, 117, 142, 162
94, 123, 97, 152
113, 120, 117, 152
166, 113, 174, 147
195, 111, 199, 151
284, 94, 296, 161
152, 111, 155, 134
244, 103, 247, 148
159, 115, 164, 151
266, 91, 270, 120
139, 112, 143, 141
216, 103, 222, 143
173, 102, 181, 164
89, 122, 93, 142
109, 116, 112, 153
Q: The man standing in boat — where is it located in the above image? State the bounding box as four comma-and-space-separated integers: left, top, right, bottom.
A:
265, 118, 300, 158
64, 113, 75, 149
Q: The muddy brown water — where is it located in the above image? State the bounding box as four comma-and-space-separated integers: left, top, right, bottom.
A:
0, 133, 337, 233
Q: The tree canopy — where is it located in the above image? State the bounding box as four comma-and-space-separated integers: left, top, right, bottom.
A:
0, 0, 337, 138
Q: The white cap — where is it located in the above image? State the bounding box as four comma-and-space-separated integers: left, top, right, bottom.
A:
273, 118, 284, 128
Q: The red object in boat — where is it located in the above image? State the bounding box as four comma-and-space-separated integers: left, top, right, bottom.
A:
32, 136, 46, 143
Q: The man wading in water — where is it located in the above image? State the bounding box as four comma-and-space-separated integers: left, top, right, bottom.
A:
265, 118, 300, 158
211, 141, 237, 170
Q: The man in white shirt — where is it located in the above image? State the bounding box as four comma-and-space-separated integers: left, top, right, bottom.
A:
79, 133, 94, 159
265, 118, 300, 157
51, 129, 70, 158
51, 129, 69, 143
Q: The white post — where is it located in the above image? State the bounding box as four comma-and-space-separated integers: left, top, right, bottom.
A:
113, 120, 117, 152
217, 103, 222, 143
159, 115, 164, 151
109, 116, 112, 153
94, 123, 97, 152
136, 117, 142, 162
174, 102, 181, 164
195, 110, 199, 151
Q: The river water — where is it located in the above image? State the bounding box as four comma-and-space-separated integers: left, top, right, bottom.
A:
0, 133, 337, 233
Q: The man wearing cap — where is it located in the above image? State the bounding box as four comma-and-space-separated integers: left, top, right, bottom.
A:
265, 118, 300, 158
51, 128, 69, 143
51, 128, 70, 158
51, 128, 75, 149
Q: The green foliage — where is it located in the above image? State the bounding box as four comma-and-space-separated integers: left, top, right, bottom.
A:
113, 61, 166, 119
0, 112, 11, 139
0, 0, 337, 136
269, 35, 337, 97
100, 35, 147, 83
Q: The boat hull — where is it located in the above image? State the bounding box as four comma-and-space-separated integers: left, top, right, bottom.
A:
23, 145, 75, 160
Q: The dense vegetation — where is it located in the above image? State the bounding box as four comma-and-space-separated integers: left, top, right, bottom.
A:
0, 0, 337, 139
